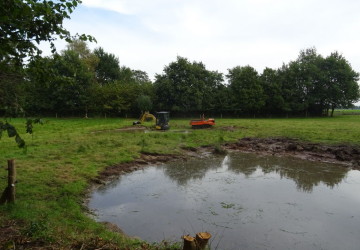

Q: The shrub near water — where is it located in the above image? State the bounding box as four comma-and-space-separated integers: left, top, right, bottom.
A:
0, 116, 360, 248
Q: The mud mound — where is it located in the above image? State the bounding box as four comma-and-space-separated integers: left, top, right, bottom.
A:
225, 137, 360, 169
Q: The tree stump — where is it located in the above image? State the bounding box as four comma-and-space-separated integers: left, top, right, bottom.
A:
0, 159, 16, 205
183, 235, 196, 250
183, 232, 212, 250
195, 232, 212, 250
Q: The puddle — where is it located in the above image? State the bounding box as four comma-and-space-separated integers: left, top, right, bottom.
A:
89, 153, 360, 249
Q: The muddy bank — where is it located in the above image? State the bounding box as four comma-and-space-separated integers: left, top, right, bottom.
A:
93, 137, 360, 185
91, 153, 187, 185
224, 137, 360, 169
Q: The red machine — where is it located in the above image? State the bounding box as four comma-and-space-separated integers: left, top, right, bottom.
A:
190, 115, 215, 129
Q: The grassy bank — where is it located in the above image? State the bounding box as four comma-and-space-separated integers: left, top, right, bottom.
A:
1, 116, 360, 248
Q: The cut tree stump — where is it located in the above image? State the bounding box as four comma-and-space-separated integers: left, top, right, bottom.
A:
195, 232, 212, 250
0, 159, 16, 205
183, 235, 196, 250
183, 232, 212, 250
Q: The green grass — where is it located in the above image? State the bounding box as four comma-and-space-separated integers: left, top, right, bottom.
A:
1, 116, 360, 248
334, 109, 360, 115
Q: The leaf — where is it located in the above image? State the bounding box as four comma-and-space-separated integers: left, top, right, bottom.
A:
6, 124, 17, 138
15, 135, 26, 148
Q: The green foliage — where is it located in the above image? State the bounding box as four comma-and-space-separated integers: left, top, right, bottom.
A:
0, 64, 26, 117
227, 65, 265, 114
260, 67, 285, 114
89, 82, 137, 115
136, 95, 153, 112
25, 43, 96, 116
93, 47, 121, 84
275, 48, 359, 116
0, 118, 42, 148
24, 42, 155, 117
0, 0, 94, 66
7, 44, 360, 118
0, 120, 25, 148
25, 118, 43, 134
322, 52, 360, 116
154, 56, 223, 112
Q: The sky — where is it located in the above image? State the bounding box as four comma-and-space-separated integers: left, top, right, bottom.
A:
41, 0, 360, 84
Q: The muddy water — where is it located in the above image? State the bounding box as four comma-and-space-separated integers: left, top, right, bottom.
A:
89, 153, 360, 250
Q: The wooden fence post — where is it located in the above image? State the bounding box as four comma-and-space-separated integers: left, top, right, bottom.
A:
0, 159, 16, 205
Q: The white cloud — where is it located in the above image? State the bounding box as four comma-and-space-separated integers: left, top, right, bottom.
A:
39, 0, 360, 86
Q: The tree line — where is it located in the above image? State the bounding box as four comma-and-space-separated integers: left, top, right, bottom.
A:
154, 48, 359, 117
1, 41, 359, 118
1, 1, 359, 119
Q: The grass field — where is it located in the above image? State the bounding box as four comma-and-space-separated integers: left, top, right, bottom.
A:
334, 109, 360, 115
1, 115, 360, 248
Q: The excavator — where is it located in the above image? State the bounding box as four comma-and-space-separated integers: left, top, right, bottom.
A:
133, 111, 170, 130
133, 111, 156, 124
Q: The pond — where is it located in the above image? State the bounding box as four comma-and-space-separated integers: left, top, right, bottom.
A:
89, 153, 360, 250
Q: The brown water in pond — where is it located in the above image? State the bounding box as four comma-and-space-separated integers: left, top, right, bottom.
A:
89, 153, 360, 250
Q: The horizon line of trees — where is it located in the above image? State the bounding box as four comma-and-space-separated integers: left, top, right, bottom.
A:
1, 41, 359, 118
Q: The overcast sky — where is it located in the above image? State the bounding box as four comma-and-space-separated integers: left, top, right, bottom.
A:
41, 0, 360, 83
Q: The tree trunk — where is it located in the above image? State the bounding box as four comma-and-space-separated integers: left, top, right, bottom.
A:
84, 106, 88, 119
331, 106, 335, 117
0, 159, 16, 205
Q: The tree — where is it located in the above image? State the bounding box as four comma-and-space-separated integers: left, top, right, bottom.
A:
25, 49, 95, 117
117, 66, 151, 85
277, 48, 359, 116
53, 49, 95, 116
136, 95, 153, 112
295, 48, 324, 116
154, 56, 223, 113
227, 65, 264, 114
0, 64, 25, 116
132, 70, 151, 84
89, 82, 138, 116
276, 48, 324, 116
322, 52, 360, 116
260, 68, 285, 115
0, 0, 94, 66
1, 0, 93, 145
24, 55, 56, 115
65, 39, 99, 73
93, 47, 121, 84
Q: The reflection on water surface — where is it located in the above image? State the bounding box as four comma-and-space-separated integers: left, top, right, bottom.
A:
89, 153, 360, 250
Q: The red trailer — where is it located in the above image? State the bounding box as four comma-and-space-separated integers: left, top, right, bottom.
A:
190, 115, 215, 129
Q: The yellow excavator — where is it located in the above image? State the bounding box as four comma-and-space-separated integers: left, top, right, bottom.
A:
133, 111, 170, 130
139, 111, 156, 123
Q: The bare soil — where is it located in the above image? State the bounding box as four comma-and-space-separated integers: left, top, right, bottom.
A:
91, 153, 187, 185
224, 137, 360, 169
92, 137, 360, 186
91, 125, 148, 134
